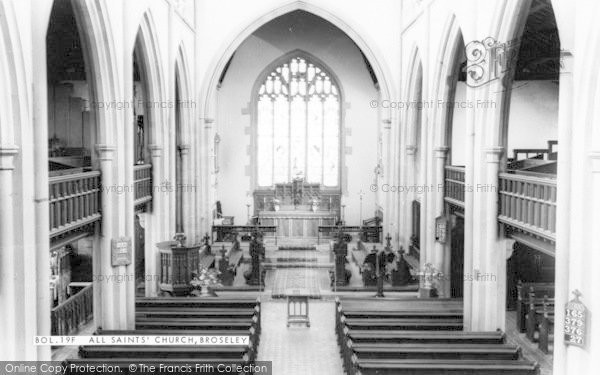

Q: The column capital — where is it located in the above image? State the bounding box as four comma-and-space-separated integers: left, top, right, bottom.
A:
406, 145, 417, 155
204, 118, 214, 129
382, 118, 392, 129
0, 145, 19, 170
433, 146, 450, 159
484, 147, 504, 163
95, 144, 116, 161
148, 144, 163, 158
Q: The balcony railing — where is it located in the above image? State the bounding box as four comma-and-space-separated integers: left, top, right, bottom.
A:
134, 164, 153, 210
51, 283, 93, 335
444, 166, 465, 208
498, 173, 556, 241
49, 171, 102, 240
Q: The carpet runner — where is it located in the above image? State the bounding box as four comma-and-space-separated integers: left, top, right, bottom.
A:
270, 268, 328, 298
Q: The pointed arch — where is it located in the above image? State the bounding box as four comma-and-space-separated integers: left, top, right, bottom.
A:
133, 9, 166, 145
175, 42, 192, 143
404, 45, 424, 148
0, 0, 28, 149
251, 50, 343, 188
201, 1, 394, 121
431, 14, 465, 154
70, 0, 121, 147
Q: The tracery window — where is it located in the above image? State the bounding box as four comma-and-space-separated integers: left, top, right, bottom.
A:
256, 56, 340, 187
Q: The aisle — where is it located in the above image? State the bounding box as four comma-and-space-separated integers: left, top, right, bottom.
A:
256, 300, 345, 375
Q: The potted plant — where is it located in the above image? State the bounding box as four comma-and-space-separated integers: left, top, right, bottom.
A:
189, 265, 221, 297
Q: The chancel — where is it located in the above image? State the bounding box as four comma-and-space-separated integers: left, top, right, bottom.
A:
1, 1, 599, 374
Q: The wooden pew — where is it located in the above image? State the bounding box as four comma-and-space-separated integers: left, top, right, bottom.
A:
525, 294, 554, 342
135, 298, 261, 336
335, 297, 538, 375
351, 358, 539, 375
344, 329, 506, 345
538, 299, 554, 354
349, 342, 521, 360
135, 297, 259, 309
136, 307, 257, 319
79, 345, 249, 359
135, 317, 258, 330
74, 297, 263, 368
342, 317, 463, 331
516, 282, 554, 332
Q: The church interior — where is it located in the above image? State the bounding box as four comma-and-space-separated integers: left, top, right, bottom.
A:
1, 0, 599, 374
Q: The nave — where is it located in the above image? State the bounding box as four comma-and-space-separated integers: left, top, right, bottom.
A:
2, 1, 600, 374
52, 235, 552, 375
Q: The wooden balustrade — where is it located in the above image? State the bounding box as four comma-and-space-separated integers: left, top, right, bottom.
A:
444, 166, 465, 208
134, 164, 153, 209
51, 283, 93, 336
498, 173, 556, 241
49, 171, 102, 239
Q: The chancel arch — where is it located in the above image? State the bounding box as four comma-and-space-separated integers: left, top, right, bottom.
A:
213, 10, 381, 236
201, 1, 394, 120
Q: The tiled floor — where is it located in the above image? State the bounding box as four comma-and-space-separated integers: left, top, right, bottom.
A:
256, 300, 345, 375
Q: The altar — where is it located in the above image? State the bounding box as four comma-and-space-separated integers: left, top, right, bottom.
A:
259, 210, 337, 238
254, 179, 341, 239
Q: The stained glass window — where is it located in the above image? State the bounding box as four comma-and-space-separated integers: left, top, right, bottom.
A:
256, 56, 340, 187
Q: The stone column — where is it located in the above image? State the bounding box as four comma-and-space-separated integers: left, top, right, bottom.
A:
145, 144, 163, 297
552, 49, 573, 375
432, 146, 449, 296
468, 147, 504, 331
0, 146, 21, 359
179, 144, 192, 238
382, 118, 393, 235
95, 144, 135, 329
403, 145, 416, 248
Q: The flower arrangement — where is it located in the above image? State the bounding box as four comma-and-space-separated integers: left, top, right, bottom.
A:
310, 197, 320, 211
417, 263, 443, 295
271, 198, 281, 211
190, 265, 222, 297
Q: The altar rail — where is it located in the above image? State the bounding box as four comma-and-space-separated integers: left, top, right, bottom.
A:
498, 173, 556, 241
49, 171, 102, 240
317, 226, 382, 244
134, 164, 153, 210
51, 283, 93, 335
444, 166, 465, 208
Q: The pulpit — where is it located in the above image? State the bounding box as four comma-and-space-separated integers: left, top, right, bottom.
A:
157, 240, 202, 296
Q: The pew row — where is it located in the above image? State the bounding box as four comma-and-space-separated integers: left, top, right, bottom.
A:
335, 297, 539, 375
